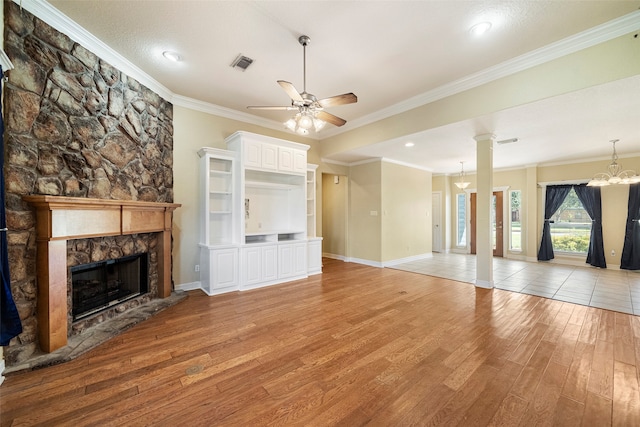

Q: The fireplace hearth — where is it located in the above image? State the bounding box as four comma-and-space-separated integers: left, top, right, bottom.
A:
72, 253, 149, 320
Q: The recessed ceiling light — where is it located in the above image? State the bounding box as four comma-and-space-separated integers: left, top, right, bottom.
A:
470, 22, 492, 37
405, 142, 415, 147
162, 51, 181, 62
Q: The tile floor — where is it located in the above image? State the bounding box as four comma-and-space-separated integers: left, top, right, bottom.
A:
391, 253, 640, 315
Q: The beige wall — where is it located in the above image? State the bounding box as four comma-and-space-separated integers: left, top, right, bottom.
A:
349, 161, 382, 262
321, 173, 348, 258
381, 162, 432, 262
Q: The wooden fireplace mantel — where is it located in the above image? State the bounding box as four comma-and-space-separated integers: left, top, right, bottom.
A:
23, 195, 181, 352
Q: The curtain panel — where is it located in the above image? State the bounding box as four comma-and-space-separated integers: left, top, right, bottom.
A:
573, 184, 606, 268
537, 185, 573, 261
621, 183, 640, 270
1, 65, 23, 346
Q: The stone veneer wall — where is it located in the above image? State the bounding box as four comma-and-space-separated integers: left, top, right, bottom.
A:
3, 2, 174, 365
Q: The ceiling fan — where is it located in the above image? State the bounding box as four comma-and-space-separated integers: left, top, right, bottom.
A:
247, 35, 357, 135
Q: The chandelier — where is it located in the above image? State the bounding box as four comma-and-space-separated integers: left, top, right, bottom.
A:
284, 107, 326, 135
454, 161, 470, 190
587, 139, 640, 186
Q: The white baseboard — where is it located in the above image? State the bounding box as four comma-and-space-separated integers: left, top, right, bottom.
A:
383, 253, 433, 267
0, 359, 5, 386
323, 252, 346, 261
345, 257, 383, 268
176, 281, 202, 292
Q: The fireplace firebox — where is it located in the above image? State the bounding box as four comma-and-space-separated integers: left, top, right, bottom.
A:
71, 253, 149, 320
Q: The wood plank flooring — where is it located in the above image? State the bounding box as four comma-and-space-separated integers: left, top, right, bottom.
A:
1, 258, 640, 426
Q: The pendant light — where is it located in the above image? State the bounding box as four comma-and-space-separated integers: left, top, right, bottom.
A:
454, 161, 470, 190
587, 140, 640, 186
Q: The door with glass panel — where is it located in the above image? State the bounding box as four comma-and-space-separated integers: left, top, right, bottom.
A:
470, 192, 503, 257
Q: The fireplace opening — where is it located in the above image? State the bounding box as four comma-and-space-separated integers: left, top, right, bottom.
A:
71, 253, 149, 321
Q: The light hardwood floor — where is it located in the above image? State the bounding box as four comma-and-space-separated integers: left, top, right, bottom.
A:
1, 258, 639, 426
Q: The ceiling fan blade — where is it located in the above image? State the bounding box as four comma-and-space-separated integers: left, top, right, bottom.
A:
316, 111, 347, 127
318, 93, 357, 108
277, 80, 303, 102
247, 106, 297, 110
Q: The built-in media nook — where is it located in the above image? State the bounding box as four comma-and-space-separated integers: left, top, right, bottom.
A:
197, 131, 323, 296
71, 253, 149, 320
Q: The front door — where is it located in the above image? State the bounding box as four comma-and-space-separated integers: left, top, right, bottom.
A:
470, 191, 503, 257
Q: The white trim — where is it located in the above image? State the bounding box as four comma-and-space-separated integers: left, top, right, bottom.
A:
322, 252, 346, 261
15, 0, 173, 102
346, 257, 383, 268
381, 158, 434, 172
320, 158, 351, 167
0, 359, 5, 387
473, 279, 494, 289
175, 281, 201, 292
382, 252, 433, 267
20, 0, 640, 139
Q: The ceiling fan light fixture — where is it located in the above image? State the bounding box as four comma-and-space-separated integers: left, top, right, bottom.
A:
313, 118, 326, 132
298, 114, 313, 130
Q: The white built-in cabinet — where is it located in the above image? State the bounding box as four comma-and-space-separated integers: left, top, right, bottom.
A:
306, 164, 323, 275
199, 131, 321, 296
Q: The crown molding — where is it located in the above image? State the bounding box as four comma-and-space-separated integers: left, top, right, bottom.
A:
321, 10, 640, 139
19, 0, 640, 142
13, 0, 175, 102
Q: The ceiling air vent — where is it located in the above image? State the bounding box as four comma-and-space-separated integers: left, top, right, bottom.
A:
230, 54, 253, 71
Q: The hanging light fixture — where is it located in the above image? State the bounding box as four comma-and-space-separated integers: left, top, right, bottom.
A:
284, 107, 326, 135
454, 161, 470, 190
587, 140, 640, 186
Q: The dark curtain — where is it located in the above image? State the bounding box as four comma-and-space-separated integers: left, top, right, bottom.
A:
538, 184, 572, 261
621, 183, 640, 270
1, 66, 23, 345
574, 184, 606, 268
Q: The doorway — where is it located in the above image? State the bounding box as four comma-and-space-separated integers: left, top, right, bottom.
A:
322, 174, 348, 259
470, 191, 503, 257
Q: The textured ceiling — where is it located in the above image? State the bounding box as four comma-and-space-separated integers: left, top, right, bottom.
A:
45, 0, 640, 173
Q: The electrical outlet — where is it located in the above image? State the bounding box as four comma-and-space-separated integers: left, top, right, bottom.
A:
195, 264, 200, 272
611, 250, 615, 257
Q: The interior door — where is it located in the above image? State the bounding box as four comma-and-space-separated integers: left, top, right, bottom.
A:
470, 191, 503, 257
432, 192, 442, 252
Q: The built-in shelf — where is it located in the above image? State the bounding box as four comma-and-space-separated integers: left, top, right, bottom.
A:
245, 180, 299, 190
198, 132, 319, 297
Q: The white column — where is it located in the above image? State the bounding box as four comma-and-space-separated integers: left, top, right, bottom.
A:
474, 134, 495, 288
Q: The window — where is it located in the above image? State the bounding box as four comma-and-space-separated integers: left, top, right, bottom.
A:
456, 193, 466, 247
549, 188, 591, 254
510, 190, 522, 251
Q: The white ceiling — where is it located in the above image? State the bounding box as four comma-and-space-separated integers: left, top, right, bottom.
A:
44, 0, 640, 174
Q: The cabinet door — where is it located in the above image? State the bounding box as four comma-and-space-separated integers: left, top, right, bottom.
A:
278, 147, 294, 172
278, 243, 294, 278
243, 246, 262, 286
261, 144, 278, 170
211, 248, 238, 290
293, 150, 307, 174
293, 242, 307, 276
307, 239, 322, 274
244, 140, 262, 169
262, 245, 278, 281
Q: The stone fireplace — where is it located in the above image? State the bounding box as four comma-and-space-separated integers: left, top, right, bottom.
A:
3, 2, 176, 365
22, 196, 179, 353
